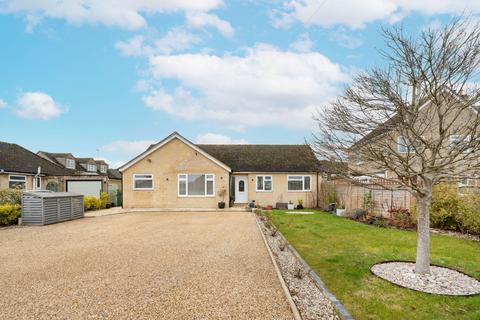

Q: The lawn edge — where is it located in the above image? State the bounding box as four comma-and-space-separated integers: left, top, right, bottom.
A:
274, 224, 355, 320
254, 218, 302, 320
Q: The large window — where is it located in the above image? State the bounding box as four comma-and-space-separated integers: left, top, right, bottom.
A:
100, 165, 107, 173
256, 175, 272, 192
9, 175, 26, 189
178, 174, 215, 197
133, 174, 153, 190
87, 164, 97, 172
66, 159, 75, 169
287, 175, 311, 192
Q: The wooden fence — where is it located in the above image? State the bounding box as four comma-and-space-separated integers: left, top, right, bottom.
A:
319, 179, 415, 217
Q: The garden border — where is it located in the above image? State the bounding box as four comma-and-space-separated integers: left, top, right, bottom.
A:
255, 218, 302, 320
258, 216, 354, 320
369, 260, 480, 297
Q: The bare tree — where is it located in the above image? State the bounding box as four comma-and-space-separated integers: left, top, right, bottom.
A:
312, 16, 480, 274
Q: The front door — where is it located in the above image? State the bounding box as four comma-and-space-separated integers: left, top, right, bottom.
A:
235, 175, 248, 203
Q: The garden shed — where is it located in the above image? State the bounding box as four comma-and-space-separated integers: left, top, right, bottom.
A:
22, 191, 84, 225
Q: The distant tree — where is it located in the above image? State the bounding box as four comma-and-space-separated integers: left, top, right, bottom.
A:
312, 16, 480, 274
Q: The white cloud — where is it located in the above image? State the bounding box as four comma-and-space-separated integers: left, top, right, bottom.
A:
1, 0, 225, 30
24, 14, 42, 33
273, 0, 480, 29
329, 28, 363, 49
142, 43, 348, 130
186, 11, 234, 37
289, 32, 314, 52
15, 92, 65, 120
116, 27, 202, 57
196, 133, 248, 144
102, 139, 157, 157
0, 98, 7, 108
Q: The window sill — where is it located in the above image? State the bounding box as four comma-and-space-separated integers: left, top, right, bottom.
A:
177, 195, 215, 198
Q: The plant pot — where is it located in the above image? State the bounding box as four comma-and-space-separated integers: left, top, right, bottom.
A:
336, 208, 346, 216
287, 204, 295, 210
218, 201, 225, 209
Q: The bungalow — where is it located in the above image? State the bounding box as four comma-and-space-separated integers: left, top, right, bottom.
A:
118, 132, 320, 209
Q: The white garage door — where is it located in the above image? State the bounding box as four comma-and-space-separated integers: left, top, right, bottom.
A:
67, 180, 102, 198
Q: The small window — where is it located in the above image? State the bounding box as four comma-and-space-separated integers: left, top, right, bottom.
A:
9, 175, 26, 189
100, 165, 107, 173
450, 135, 471, 152
66, 159, 75, 169
33, 176, 41, 190
288, 175, 312, 192
133, 174, 153, 190
397, 136, 409, 153
87, 164, 97, 172
178, 174, 215, 197
239, 180, 245, 192
256, 175, 272, 191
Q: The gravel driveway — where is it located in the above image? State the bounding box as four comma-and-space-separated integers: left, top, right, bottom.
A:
0, 211, 293, 319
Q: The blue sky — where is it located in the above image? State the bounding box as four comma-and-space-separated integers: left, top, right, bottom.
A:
0, 1, 478, 167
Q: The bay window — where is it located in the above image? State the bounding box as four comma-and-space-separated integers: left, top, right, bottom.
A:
178, 174, 215, 197
287, 175, 311, 192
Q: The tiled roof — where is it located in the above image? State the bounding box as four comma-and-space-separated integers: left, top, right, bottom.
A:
197, 144, 320, 172
0, 142, 73, 175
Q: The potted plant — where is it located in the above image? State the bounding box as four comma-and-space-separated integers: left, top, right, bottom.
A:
287, 200, 295, 210
336, 197, 346, 216
218, 188, 227, 209
297, 198, 304, 209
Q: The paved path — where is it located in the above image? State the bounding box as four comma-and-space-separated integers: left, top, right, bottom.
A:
0, 211, 293, 319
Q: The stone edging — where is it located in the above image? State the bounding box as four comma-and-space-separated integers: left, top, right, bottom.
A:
369, 260, 480, 297
273, 228, 355, 320
254, 219, 302, 320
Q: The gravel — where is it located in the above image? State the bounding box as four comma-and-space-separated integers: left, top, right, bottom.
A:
259, 219, 340, 320
371, 262, 480, 296
0, 211, 293, 319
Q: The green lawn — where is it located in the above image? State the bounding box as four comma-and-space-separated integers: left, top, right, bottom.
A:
269, 210, 480, 320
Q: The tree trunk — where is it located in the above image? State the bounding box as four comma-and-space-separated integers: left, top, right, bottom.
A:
415, 191, 432, 274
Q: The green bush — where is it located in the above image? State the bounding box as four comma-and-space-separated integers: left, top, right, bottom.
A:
0, 204, 21, 225
100, 192, 108, 209
0, 188, 22, 205
429, 183, 461, 231
457, 195, 480, 235
84, 196, 100, 211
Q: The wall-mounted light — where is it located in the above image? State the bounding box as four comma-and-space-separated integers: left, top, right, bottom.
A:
166, 178, 169, 181
147, 159, 152, 163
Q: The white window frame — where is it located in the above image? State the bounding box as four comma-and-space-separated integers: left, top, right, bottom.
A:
66, 159, 75, 169
33, 176, 42, 190
8, 175, 27, 190
178, 173, 215, 197
87, 164, 97, 172
133, 174, 154, 190
450, 135, 471, 152
256, 175, 273, 192
100, 165, 107, 173
397, 136, 409, 153
287, 175, 312, 192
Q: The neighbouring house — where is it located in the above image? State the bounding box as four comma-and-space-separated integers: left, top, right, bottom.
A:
37, 151, 122, 199
118, 132, 320, 209
0, 141, 73, 191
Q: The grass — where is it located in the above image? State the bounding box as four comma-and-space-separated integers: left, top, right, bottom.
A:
268, 209, 480, 320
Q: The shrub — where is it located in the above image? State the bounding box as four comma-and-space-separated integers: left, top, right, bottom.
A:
362, 190, 375, 213
0, 188, 22, 205
457, 195, 480, 235
347, 208, 368, 221
428, 183, 461, 231
100, 192, 109, 209
388, 207, 415, 229
84, 196, 100, 211
0, 204, 21, 225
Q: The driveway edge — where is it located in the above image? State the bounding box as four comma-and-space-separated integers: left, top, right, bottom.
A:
276, 231, 354, 320
255, 218, 302, 320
